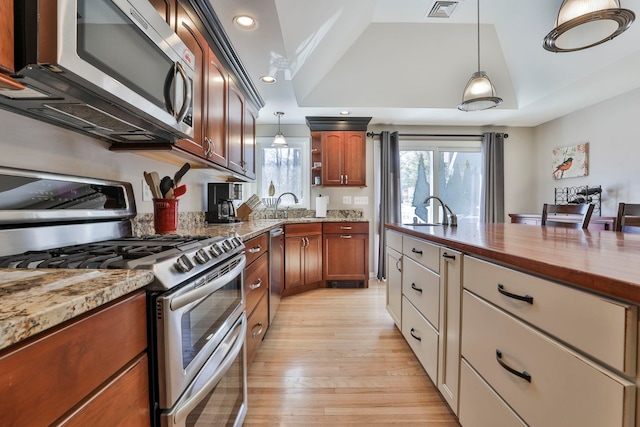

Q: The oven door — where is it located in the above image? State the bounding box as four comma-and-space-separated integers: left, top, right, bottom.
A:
156, 254, 246, 408
161, 313, 248, 427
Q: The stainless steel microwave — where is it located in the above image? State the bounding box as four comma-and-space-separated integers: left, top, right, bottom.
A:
0, 0, 195, 143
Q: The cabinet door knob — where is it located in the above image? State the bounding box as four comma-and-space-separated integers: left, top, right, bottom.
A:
411, 248, 423, 255
411, 283, 423, 293
249, 278, 262, 290
248, 245, 262, 253
396, 257, 402, 272
410, 328, 422, 342
251, 322, 264, 338
345, 174, 348, 184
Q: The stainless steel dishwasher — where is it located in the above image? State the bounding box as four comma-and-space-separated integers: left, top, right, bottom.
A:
269, 226, 284, 324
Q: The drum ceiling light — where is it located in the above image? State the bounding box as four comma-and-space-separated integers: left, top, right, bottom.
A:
543, 0, 635, 52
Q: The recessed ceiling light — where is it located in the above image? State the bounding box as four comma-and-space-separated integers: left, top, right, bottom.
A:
339, 110, 351, 115
233, 15, 257, 30
260, 76, 277, 84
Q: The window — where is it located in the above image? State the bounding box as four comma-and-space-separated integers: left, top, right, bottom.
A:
256, 137, 310, 208
399, 140, 481, 226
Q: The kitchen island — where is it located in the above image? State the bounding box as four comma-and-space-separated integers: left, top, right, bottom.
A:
385, 222, 640, 427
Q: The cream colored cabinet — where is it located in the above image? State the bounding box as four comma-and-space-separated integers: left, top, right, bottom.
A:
385, 245, 402, 328
402, 295, 439, 380
461, 290, 635, 427
460, 255, 638, 427
437, 248, 462, 415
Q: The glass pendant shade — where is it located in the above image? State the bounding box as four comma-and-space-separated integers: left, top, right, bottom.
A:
543, 0, 635, 52
458, 0, 503, 112
458, 71, 502, 111
272, 112, 287, 147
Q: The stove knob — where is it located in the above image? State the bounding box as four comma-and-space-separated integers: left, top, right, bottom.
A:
194, 248, 211, 264
232, 236, 243, 247
222, 239, 233, 251
210, 243, 223, 257
175, 254, 195, 272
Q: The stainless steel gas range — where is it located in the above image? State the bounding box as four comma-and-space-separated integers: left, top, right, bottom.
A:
0, 166, 248, 427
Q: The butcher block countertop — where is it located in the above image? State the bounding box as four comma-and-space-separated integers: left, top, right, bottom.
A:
386, 223, 640, 305
0, 269, 154, 352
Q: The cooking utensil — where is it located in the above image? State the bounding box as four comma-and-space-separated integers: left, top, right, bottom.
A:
247, 194, 261, 209
144, 171, 161, 199
160, 176, 174, 198
174, 163, 190, 186
173, 185, 187, 198
149, 171, 162, 199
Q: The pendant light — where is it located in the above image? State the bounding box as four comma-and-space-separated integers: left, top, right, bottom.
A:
272, 111, 287, 147
458, 0, 502, 112
543, 0, 635, 52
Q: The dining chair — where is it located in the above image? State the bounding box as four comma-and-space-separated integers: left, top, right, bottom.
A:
541, 203, 595, 229
615, 203, 640, 233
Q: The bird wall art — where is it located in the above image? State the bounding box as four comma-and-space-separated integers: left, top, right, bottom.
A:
552, 142, 589, 180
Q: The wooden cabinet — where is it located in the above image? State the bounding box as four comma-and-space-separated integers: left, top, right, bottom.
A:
437, 248, 462, 415
227, 78, 244, 175
0, 0, 23, 91
321, 131, 366, 186
459, 255, 637, 427
322, 222, 369, 285
148, 0, 176, 28
244, 233, 269, 366
284, 223, 322, 295
385, 230, 403, 328
243, 103, 256, 180
0, 291, 149, 426
203, 49, 228, 166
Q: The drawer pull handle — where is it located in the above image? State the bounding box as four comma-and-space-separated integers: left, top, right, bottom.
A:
251, 322, 264, 338
411, 248, 423, 255
340, 235, 353, 239
411, 283, 423, 293
497, 284, 534, 304
248, 245, 262, 253
442, 253, 456, 260
396, 258, 402, 272
250, 278, 262, 290
496, 349, 531, 382
410, 328, 422, 342
340, 226, 353, 230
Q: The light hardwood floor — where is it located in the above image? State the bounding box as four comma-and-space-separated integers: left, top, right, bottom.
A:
244, 280, 460, 426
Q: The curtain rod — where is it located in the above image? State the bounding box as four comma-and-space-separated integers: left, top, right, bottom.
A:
365, 132, 508, 139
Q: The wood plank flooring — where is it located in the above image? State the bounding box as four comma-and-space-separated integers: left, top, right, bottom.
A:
244, 280, 460, 426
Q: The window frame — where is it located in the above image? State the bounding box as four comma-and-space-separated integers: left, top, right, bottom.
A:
256, 137, 310, 209
399, 139, 481, 224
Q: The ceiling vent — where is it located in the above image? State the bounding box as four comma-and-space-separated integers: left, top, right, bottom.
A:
427, 1, 461, 18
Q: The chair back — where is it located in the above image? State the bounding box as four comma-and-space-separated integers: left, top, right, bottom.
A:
615, 203, 640, 233
541, 203, 594, 229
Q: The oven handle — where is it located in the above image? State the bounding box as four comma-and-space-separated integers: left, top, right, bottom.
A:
170, 255, 246, 311
173, 315, 247, 424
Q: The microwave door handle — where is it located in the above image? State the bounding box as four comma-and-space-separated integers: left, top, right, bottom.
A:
174, 61, 192, 123
163, 63, 177, 116
173, 316, 246, 424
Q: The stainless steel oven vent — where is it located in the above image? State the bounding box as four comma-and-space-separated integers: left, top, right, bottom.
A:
427, 1, 461, 18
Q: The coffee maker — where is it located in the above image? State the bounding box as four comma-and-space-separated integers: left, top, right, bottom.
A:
206, 183, 243, 223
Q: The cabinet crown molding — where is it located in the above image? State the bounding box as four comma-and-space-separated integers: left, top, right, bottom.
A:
305, 116, 372, 132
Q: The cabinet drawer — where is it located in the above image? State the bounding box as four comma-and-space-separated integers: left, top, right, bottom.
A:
386, 230, 403, 253
464, 256, 637, 375
0, 291, 147, 427
402, 296, 438, 381
244, 253, 269, 315
246, 292, 269, 367
323, 222, 368, 234
459, 359, 526, 427
285, 222, 322, 237
402, 257, 440, 329
462, 291, 635, 427
403, 235, 440, 273
245, 232, 268, 266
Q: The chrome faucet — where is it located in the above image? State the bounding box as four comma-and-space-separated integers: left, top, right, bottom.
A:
423, 196, 457, 226
275, 192, 299, 219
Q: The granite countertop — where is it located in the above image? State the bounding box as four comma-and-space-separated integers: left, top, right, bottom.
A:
386, 223, 640, 304
0, 269, 154, 352
0, 217, 369, 352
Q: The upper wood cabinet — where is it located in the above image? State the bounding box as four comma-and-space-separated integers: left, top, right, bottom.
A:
322, 131, 366, 187
204, 51, 228, 166
306, 117, 371, 187
0, 0, 24, 91
148, 0, 176, 28
228, 77, 256, 178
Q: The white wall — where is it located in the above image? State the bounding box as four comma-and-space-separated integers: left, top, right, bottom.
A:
0, 109, 232, 214
533, 87, 640, 217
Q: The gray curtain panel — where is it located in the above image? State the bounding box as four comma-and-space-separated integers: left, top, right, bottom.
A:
480, 132, 505, 223
377, 131, 401, 280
